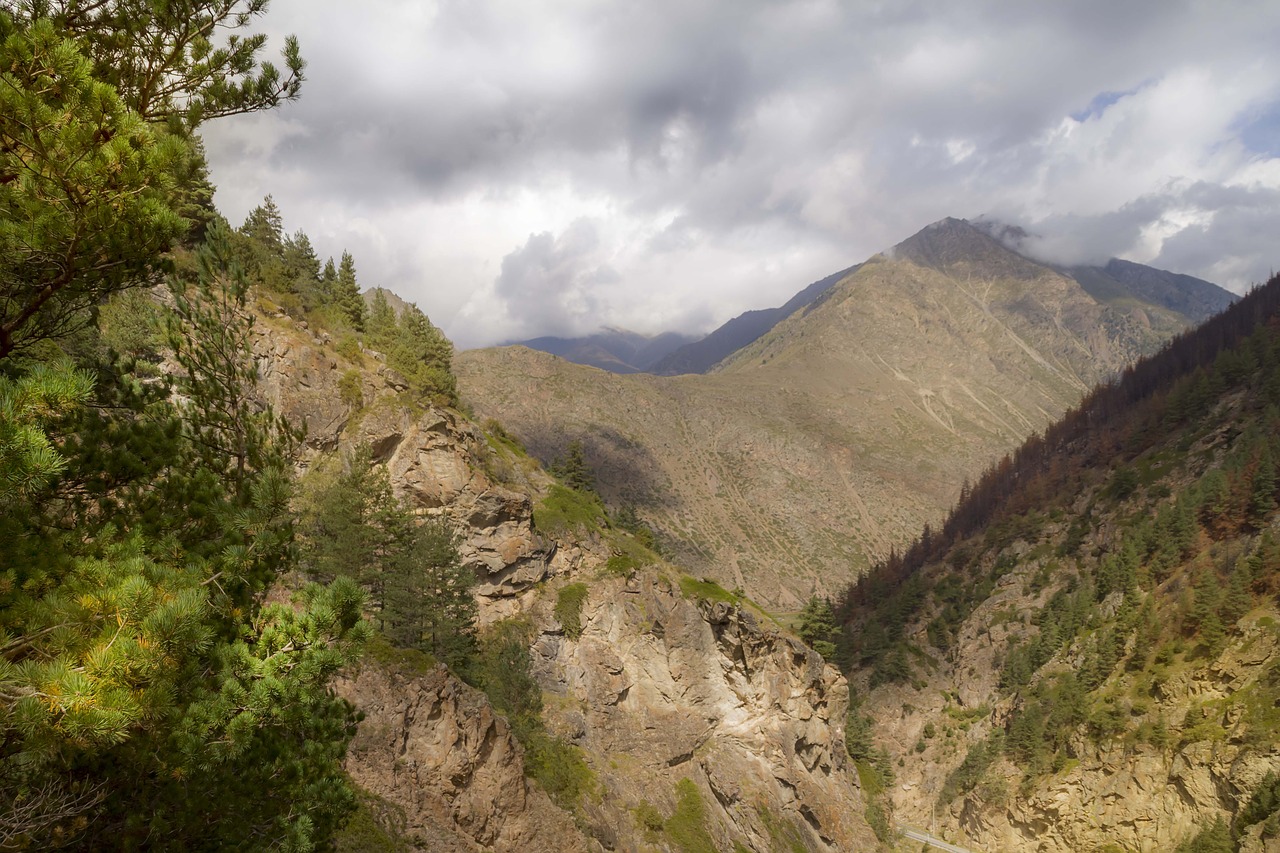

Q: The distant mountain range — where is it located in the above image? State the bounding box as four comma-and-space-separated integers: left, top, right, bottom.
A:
509, 328, 697, 374
457, 217, 1235, 607
511, 221, 1231, 376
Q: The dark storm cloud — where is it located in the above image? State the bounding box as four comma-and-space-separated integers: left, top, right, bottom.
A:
202, 0, 1280, 345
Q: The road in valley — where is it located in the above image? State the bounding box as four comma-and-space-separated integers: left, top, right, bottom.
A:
897, 823, 976, 853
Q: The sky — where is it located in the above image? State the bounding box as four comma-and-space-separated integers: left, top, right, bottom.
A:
202, 0, 1280, 349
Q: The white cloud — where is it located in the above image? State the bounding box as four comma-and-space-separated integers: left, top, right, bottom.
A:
202, 0, 1280, 346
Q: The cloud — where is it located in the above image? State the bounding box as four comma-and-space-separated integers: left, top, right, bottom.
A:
202, 0, 1280, 346
488, 219, 614, 340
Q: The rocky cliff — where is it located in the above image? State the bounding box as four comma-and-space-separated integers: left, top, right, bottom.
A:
526, 573, 877, 851
248, 303, 879, 851
334, 658, 590, 853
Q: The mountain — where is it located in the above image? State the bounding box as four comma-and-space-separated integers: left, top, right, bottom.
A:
456, 217, 1226, 609
841, 272, 1280, 852
512, 328, 698, 373
649, 264, 859, 376
1066, 257, 1234, 322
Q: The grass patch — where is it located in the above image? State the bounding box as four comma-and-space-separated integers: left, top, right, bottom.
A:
333, 785, 413, 853
757, 805, 807, 853
534, 484, 608, 536
666, 779, 717, 853
678, 576, 739, 606
555, 583, 590, 640
854, 759, 887, 797
363, 632, 437, 677
600, 529, 661, 577
483, 418, 528, 456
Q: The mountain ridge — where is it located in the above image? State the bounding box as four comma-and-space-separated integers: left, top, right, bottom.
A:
457, 216, 1223, 609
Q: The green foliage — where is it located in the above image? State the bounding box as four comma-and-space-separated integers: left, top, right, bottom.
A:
633, 800, 665, 835
1236, 771, 1280, 838
796, 595, 838, 658
1173, 816, 1232, 853
678, 576, 739, 606
297, 449, 476, 671
0, 4, 371, 846
1003, 673, 1087, 778
551, 439, 596, 494
613, 503, 662, 554
392, 304, 456, 405
521, 728, 596, 811
98, 288, 166, 361
473, 619, 593, 811
334, 251, 365, 331
362, 632, 437, 678
0, 15, 186, 357
534, 483, 608, 536
758, 805, 808, 853
382, 517, 477, 672
1106, 466, 1140, 501
0, 362, 94, 498
0, 226, 368, 849
865, 798, 891, 843
333, 786, 413, 853
665, 779, 717, 853
25, 0, 304, 131
939, 734, 1003, 804
555, 583, 590, 640
338, 369, 364, 410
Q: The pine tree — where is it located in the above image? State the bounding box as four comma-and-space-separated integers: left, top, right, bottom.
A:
0, 224, 367, 849
321, 257, 338, 302
24, 0, 305, 132
554, 440, 596, 494
0, 17, 187, 358
335, 251, 365, 331
383, 517, 477, 670
1221, 561, 1253, 626
241, 195, 285, 254
367, 288, 397, 346
385, 303, 456, 404
1251, 444, 1277, 525
797, 595, 838, 659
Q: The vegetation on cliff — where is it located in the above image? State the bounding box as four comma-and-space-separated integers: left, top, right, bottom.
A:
841, 271, 1280, 848
0, 3, 468, 847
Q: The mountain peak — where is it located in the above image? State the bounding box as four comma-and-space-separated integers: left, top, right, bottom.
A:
891, 217, 1045, 279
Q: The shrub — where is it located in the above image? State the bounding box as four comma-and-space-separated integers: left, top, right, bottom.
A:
555, 583, 590, 640
339, 368, 363, 409
534, 484, 608, 536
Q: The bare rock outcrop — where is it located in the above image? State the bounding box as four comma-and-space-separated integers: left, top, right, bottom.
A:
531, 574, 879, 851
334, 659, 591, 853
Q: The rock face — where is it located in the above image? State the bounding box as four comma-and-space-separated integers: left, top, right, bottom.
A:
334, 661, 590, 853
246, 302, 879, 850
529, 573, 878, 852
250, 315, 554, 602
352, 405, 553, 600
